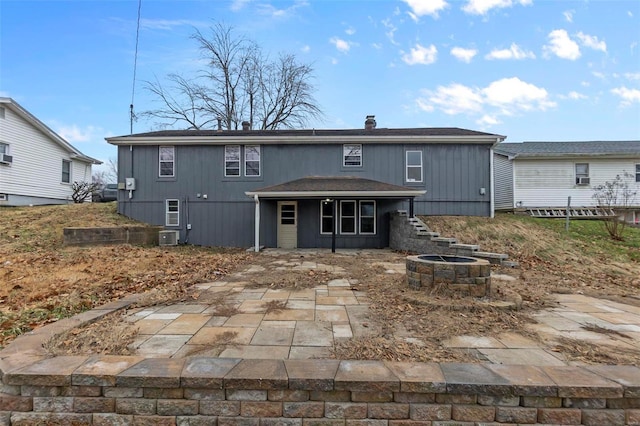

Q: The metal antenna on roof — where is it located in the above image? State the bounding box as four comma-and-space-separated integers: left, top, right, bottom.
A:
130, 0, 142, 134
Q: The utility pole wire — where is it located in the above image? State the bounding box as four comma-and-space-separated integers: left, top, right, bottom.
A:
130, 0, 142, 135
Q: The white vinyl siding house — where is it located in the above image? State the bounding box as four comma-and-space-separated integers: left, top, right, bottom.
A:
0, 98, 100, 206
494, 141, 640, 216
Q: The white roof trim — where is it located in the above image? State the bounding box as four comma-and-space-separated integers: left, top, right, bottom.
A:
245, 190, 426, 198
107, 134, 504, 146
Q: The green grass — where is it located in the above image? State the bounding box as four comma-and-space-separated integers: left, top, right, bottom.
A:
532, 218, 640, 263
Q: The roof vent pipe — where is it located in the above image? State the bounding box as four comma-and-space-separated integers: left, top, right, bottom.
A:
217, 117, 222, 131
242, 121, 251, 131
364, 115, 376, 130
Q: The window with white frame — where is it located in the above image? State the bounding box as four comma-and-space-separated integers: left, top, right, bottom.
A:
636, 164, 640, 183
166, 199, 179, 226
359, 201, 376, 234
62, 160, 71, 183
343, 144, 362, 167
159, 146, 175, 177
340, 201, 356, 234
244, 145, 261, 176
320, 200, 334, 234
225, 146, 241, 176
0, 107, 5, 119
406, 151, 423, 183
0, 142, 8, 155
575, 163, 590, 185
319, 200, 377, 236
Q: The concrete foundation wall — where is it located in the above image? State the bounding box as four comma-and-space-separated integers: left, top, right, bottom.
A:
63, 226, 163, 246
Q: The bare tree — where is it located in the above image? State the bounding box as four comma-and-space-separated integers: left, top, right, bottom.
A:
71, 181, 99, 203
141, 22, 322, 130
92, 157, 118, 187
592, 172, 638, 241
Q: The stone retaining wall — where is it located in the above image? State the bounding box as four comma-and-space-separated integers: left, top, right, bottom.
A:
63, 226, 163, 246
1, 356, 639, 425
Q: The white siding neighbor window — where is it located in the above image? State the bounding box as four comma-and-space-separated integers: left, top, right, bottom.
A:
0, 142, 8, 154
575, 163, 590, 185
636, 164, 640, 183
225, 146, 241, 176
320, 200, 334, 234
166, 199, 179, 226
244, 145, 261, 176
340, 201, 356, 234
343, 144, 362, 167
406, 151, 423, 182
159, 146, 175, 177
359, 201, 376, 234
0, 107, 5, 119
62, 160, 71, 183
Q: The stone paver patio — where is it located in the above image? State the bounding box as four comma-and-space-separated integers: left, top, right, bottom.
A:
120, 249, 640, 364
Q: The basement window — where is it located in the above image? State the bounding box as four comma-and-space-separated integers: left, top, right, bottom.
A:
166, 199, 179, 226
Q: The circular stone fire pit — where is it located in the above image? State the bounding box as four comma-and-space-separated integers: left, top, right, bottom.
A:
406, 254, 491, 297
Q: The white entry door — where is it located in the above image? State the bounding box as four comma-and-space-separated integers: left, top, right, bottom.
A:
277, 201, 297, 248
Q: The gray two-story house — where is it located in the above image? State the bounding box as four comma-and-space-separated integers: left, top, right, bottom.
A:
106, 117, 505, 250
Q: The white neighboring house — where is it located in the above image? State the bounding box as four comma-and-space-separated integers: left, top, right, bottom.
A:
0, 97, 101, 206
494, 141, 640, 222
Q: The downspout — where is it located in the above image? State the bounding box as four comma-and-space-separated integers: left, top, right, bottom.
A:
489, 138, 500, 219
254, 194, 260, 252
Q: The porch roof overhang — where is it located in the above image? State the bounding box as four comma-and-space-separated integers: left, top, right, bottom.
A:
245, 176, 426, 199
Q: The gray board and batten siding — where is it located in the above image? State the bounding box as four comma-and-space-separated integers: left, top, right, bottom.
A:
108, 127, 504, 248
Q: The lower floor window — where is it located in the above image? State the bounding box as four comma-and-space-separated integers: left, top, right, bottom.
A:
320, 200, 376, 235
166, 199, 179, 226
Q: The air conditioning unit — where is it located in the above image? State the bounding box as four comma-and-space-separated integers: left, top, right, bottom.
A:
0, 154, 12, 164
576, 177, 591, 185
159, 230, 179, 246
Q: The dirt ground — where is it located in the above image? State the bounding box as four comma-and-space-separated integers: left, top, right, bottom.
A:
2, 203, 640, 364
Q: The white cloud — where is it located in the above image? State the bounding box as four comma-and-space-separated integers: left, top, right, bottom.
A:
381, 19, 399, 45
301, 45, 310, 53
576, 32, 607, 53
420, 83, 484, 114
52, 123, 104, 144
462, 0, 531, 15
330, 57, 339, 65
402, 43, 438, 65
450, 47, 477, 63
372, 43, 383, 50
611, 87, 640, 106
345, 26, 356, 35
416, 77, 555, 125
230, 0, 251, 11
544, 29, 581, 60
568, 91, 587, 100
330, 37, 353, 53
625, 72, 640, 81
563, 9, 574, 23
140, 18, 205, 31
485, 43, 535, 60
592, 71, 606, 80
255, 0, 309, 18
482, 77, 555, 113
477, 114, 501, 126
403, 0, 448, 18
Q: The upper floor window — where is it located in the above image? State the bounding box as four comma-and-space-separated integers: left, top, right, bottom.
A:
575, 163, 590, 185
406, 151, 423, 183
0, 107, 5, 119
225, 145, 260, 177
636, 164, 640, 183
0, 142, 8, 155
159, 146, 175, 177
166, 199, 179, 226
62, 160, 71, 183
343, 144, 362, 167
245, 145, 261, 176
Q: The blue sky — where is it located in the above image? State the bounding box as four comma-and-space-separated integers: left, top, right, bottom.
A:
2, 0, 639, 172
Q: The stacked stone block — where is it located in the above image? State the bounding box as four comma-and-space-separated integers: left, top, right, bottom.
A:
1, 357, 640, 425
406, 255, 491, 297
